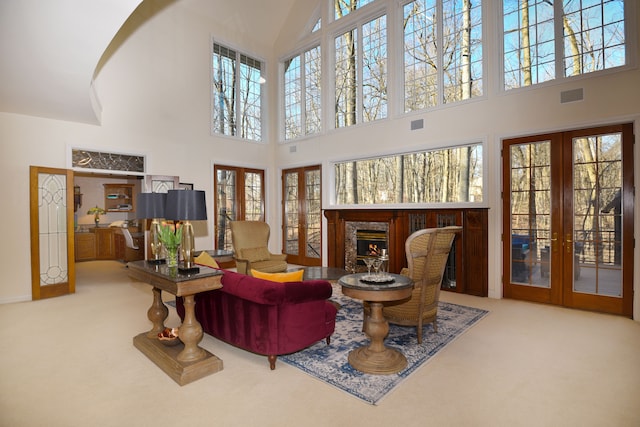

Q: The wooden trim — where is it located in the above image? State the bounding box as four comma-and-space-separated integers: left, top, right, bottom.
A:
323, 208, 488, 296
30, 166, 75, 300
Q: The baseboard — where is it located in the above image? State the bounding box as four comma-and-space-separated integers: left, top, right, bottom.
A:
0, 295, 31, 304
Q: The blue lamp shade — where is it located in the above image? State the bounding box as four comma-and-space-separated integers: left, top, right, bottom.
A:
136, 192, 167, 219
165, 190, 207, 221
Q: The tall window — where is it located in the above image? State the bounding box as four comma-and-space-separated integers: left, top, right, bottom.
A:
283, 46, 322, 140
214, 165, 265, 250
334, 143, 483, 205
212, 43, 263, 141
403, 0, 483, 112
335, 0, 377, 19
503, 0, 626, 90
335, 14, 387, 128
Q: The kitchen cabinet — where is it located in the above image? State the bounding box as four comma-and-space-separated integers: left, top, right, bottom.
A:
75, 233, 96, 261
94, 227, 115, 260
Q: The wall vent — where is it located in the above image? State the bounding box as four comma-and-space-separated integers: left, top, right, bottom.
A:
410, 119, 424, 130
561, 88, 584, 103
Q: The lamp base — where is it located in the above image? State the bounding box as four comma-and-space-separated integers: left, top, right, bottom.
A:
146, 258, 166, 265
178, 265, 200, 275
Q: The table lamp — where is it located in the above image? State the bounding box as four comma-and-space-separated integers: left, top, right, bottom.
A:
165, 189, 207, 274
136, 192, 167, 264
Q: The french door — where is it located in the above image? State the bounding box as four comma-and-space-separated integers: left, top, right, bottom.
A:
282, 166, 322, 266
503, 124, 634, 317
30, 166, 75, 299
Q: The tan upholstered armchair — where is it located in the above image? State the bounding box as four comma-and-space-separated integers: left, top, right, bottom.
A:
383, 226, 462, 344
230, 221, 288, 275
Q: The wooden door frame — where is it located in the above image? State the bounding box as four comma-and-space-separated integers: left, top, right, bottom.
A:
561, 124, 634, 316
282, 165, 322, 266
502, 123, 634, 317
30, 166, 75, 299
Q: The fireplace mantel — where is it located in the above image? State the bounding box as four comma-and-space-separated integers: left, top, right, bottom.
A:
324, 208, 488, 296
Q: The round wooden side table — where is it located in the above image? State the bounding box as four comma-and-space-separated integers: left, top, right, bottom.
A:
339, 273, 413, 375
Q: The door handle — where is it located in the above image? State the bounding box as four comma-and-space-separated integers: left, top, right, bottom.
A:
551, 232, 558, 252
566, 234, 572, 254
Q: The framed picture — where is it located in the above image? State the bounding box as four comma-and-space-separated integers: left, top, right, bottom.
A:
179, 182, 194, 190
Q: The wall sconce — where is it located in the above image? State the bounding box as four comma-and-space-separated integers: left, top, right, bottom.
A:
165, 189, 207, 274
136, 192, 167, 264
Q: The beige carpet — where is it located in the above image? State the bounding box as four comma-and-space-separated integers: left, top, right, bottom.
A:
0, 261, 639, 427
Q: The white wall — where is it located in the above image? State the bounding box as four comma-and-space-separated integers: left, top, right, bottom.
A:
0, 0, 638, 320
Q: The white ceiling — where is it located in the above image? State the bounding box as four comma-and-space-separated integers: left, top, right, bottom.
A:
0, 0, 298, 125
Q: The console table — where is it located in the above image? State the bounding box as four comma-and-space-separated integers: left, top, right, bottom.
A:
127, 260, 224, 385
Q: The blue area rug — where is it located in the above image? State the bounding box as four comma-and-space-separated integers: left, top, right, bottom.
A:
280, 284, 489, 405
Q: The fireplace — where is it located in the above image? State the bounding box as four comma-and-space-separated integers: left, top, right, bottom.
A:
324, 208, 489, 296
356, 229, 387, 264
344, 221, 389, 272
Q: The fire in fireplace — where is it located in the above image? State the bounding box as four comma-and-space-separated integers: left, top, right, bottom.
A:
356, 229, 387, 265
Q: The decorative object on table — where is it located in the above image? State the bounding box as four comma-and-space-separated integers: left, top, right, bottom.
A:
158, 222, 182, 268
280, 282, 488, 405
136, 192, 168, 264
157, 327, 180, 346
379, 248, 389, 273
165, 190, 207, 274
87, 205, 106, 226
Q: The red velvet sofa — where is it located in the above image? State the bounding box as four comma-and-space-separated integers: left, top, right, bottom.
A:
176, 269, 337, 370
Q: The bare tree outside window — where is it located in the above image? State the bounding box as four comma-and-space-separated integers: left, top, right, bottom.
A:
503, 0, 625, 90
284, 46, 322, 140
212, 43, 263, 141
335, 0, 388, 129
403, 0, 483, 112
334, 143, 483, 205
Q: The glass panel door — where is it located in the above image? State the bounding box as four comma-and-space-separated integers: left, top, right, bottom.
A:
503, 124, 633, 316
283, 166, 322, 266
503, 134, 562, 305
30, 166, 75, 299
563, 125, 633, 316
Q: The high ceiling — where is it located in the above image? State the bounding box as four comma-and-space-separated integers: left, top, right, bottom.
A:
0, 0, 297, 125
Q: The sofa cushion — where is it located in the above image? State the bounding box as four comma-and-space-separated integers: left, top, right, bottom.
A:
194, 251, 220, 269
219, 270, 332, 305
251, 269, 304, 283
241, 246, 271, 262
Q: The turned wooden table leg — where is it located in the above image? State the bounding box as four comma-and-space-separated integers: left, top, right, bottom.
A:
365, 302, 388, 353
177, 294, 206, 363
146, 287, 168, 338
348, 301, 407, 375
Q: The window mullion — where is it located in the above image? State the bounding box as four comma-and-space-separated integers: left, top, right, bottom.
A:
301, 53, 307, 136
436, 0, 444, 106
554, 0, 564, 79
357, 24, 363, 125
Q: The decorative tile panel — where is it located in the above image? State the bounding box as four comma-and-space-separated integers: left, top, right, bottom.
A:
72, 149, 145, 173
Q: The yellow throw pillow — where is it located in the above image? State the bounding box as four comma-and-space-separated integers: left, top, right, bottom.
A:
194, 251, 220, 269
251, 269, 304, 283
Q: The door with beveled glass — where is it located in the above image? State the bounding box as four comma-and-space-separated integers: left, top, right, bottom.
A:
30, 166, 75, 299
503, 124, 633, 316
283, 166, 322, 266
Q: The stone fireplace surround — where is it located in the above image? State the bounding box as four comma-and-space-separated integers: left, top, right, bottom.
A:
324, 208, 489, 296
345, 222, 389, 273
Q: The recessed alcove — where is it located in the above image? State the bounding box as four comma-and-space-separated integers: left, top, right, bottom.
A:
324, 208, 489, 296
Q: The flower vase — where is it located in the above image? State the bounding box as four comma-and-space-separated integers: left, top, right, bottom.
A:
165, 246, 179, 268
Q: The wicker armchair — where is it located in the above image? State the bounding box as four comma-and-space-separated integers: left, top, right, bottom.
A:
382, 226, 462, 344
230, 221, 288, 275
